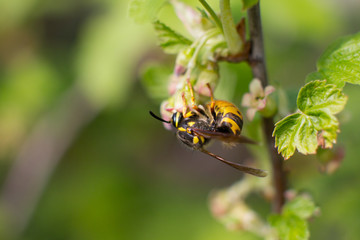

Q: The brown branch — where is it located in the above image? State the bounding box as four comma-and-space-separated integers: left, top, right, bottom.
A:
247, 1, 286, 213
216, 41, 251, 63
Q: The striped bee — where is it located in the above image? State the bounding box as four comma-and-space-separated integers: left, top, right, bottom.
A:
150, 84, 267, 177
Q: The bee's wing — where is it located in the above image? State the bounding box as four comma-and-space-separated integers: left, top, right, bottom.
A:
191, 128, 258, 145
199, 148, 267, 177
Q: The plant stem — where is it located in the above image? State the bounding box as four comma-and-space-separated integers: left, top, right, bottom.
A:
247, 1, 286, 213
219, 0, 242, 54
199, 0, 223, 32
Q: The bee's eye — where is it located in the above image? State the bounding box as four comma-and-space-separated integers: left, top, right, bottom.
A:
172, 112, 183, 128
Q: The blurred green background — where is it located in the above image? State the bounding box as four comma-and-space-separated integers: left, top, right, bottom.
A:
0, 0, 360, 239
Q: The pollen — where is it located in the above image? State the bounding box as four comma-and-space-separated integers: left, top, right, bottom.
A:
188, 121, 195, 127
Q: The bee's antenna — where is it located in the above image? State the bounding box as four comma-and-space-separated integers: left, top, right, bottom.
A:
149, 111, 171, 124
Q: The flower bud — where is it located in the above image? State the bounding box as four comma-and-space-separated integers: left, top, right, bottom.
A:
160, 101, 173, 130
242, 78, 276, 120
259, 95, 277, 118
194, 61, 219, 96
174, 47, 195, 76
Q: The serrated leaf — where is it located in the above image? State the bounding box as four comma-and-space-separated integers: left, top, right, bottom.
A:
153, 21, 192, 54
269, 213, 309, 240
297, 80, 347, 115
242, 0, 258, 10
274, 80, 347, 159
128, 0, 166, 24
319, 126, 338, 148
284, 195, 317, 220
274, 113, 317, 160
312, 32, 360, 88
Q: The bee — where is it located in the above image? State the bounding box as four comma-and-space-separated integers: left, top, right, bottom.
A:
150, 84, 267, 177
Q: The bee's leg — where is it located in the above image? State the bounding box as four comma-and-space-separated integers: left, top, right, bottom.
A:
181, 92, 188, 116
185, 78, 208, 118
182, 88, 204, 119
186, 78, 200, 111
206, 83, 215, 111
205, 84, 216, 123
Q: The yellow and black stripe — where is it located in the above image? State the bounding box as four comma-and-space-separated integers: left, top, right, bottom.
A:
210, 100, 243, 136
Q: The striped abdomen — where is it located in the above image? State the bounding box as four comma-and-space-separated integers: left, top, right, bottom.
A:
211, 100, 243, 136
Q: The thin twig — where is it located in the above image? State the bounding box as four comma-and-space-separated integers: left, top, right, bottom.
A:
247, 1, 286, 213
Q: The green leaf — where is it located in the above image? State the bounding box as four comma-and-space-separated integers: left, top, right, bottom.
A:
269, 213, 309, 240
284, 195, 317, 220
305, 71, 324, 83
274, 113, 317, 160
312, 32, 360, 88
319, 125, 339, 148
268, 195, 317, 240
273, 80, 347, 159
242, 0, 258, 10
153, 21, 192, 54
297, 80, 347, 115
128, 0, 166, 24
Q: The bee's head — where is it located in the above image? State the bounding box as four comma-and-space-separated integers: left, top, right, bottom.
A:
150, 111, 209, 149
149, 111, 184, 129
171, 112, 183, 128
